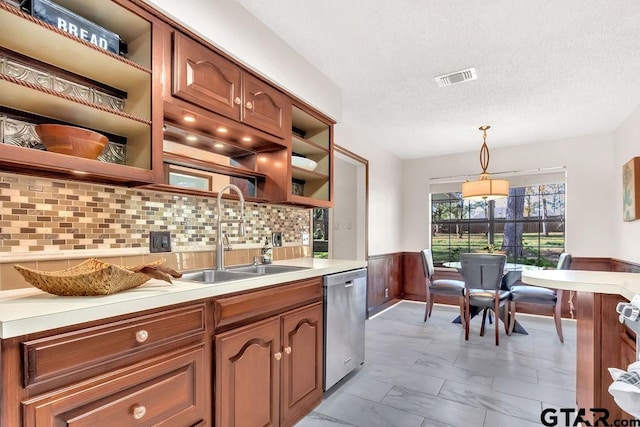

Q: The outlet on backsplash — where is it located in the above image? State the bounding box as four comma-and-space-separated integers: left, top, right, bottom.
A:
150, 231, 171, 253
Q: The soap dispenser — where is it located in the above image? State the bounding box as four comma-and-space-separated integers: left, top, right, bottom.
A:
261, 236, 273, 264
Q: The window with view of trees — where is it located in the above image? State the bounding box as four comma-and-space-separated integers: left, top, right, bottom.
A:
431, 183, 565, 267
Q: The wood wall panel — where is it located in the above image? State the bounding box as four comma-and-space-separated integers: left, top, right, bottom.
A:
402, 252, 423, 298
571, 257, 612, 272
366, 253, 403, 317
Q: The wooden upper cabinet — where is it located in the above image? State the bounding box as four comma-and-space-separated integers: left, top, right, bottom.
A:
171, 31, 287, 138
242, 73, 287, 138
172, 32, 241, 121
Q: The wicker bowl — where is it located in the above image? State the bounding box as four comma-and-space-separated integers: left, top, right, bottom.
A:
35, 124, 108, 160
14, 259, 154, 296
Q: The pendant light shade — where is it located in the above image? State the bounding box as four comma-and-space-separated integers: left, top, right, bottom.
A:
462, 126, 509, 200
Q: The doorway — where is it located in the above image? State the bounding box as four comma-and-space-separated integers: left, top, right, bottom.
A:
312, 146, 368, 260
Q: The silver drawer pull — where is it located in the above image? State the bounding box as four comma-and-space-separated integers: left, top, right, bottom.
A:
135, 329, 149, 343
132, 405, 147, 420
344, 281, 353, 288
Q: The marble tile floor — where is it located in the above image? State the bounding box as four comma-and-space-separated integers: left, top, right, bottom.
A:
297, 300, 577, 427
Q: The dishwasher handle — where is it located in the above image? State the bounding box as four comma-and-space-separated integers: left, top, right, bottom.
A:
344, 281, 354, 288
323, 268, 367, 287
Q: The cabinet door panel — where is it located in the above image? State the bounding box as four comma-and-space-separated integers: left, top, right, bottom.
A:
242, 73, 286, 138
216, 316, 280, 427
281, 303, 323, 426
173, 32, 241, 120
22, 345, 206, 427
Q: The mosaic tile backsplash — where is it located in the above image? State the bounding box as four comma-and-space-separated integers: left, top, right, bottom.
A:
0, 172, 311, 254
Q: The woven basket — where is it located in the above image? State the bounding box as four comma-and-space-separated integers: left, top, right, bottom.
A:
14, 258, 161, 296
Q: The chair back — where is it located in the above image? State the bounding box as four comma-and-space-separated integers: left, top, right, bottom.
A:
557, 253, 572, 270
460, 253, 506, 291
420, 249, 435, 280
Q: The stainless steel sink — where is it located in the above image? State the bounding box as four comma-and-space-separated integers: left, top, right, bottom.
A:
228, 264, 309, 275
180, 269, 259, 284
180, 264, 309, 284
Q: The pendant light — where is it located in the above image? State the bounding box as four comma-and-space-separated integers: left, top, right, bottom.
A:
461, 125, 509, 200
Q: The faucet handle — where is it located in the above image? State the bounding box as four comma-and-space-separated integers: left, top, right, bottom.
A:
223, 233, 231, 251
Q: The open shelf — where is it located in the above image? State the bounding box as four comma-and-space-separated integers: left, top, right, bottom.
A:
0, 3, 152, 88
289, 104, 332, 205
0, 0, 158, 182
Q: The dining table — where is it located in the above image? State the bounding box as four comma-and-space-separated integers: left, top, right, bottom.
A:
442, 261, 545, 334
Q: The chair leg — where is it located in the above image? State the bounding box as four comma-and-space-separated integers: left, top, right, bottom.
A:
494, 299, 500, 346
508, 301, 516, 336
488, 310, 493, 325
458, 296, 466, 330
503, 303, 509, 334
424, 284, 430, 322
480, 308, 487, 336
464, 293, 470, 341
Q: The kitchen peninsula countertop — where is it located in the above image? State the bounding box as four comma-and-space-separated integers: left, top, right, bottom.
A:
0, 258, 367, 339
522, 269, 640, 300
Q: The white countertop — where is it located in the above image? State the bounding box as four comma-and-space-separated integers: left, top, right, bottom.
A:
0, 258, 367, 339
521, 269, 640, 301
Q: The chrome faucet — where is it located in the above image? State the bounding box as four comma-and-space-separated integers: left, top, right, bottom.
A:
215, 184, 246, 270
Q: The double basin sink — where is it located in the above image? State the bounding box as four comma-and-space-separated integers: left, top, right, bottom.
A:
180, 264, 309, 284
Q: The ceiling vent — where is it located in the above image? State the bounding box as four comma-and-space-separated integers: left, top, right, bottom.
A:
434, 67, 477, 87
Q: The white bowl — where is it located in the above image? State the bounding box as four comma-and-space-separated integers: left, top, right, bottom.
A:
292, 156, 318, 171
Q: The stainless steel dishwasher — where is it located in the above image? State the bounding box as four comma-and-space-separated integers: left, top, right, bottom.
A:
323, 268, 367, 391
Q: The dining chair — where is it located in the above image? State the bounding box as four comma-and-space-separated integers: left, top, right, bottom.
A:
508, 253, 572, 343
421, 249, 465, 324
460, 253, 509, 345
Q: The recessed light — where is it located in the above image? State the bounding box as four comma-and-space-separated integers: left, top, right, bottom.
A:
183, 114, 196, 122
214, 143, 225, 149
242, 136, 252, 142
217, 127, 228, 133
186, 135, 198, 141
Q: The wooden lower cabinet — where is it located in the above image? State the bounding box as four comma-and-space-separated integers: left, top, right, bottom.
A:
22, 344, 207, 426
215, 302, 323, 427
280, 303, 324, 426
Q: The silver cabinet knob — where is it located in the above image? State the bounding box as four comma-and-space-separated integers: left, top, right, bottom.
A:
234, 96, 241, 105
245, 101, 253, 110
135, 329, 148, 343
284, 346, 292, 355
274, 351, 282, 360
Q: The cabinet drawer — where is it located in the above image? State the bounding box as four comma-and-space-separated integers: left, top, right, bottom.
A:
23, 344, 207, 427
214, 277, 322, 331
23, 303, 206, 387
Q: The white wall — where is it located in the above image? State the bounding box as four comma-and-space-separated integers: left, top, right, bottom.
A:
144, 0, 342, 120
335, 122, 404, 256
613, 103, 640, 263
401, 134, 617, 258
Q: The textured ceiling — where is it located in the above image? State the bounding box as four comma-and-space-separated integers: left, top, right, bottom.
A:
233, 0, 640, 159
